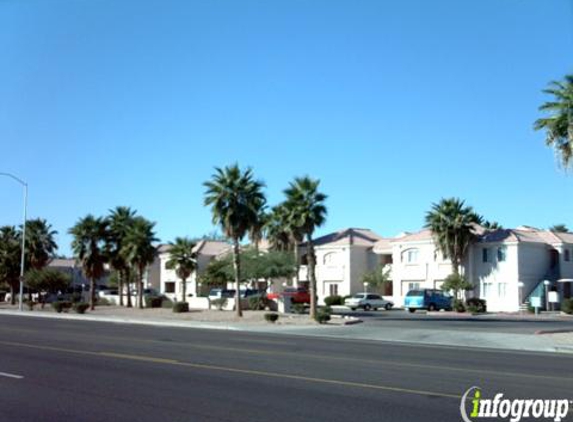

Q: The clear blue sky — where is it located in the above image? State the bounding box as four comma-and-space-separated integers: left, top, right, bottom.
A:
1, 0, 572, 256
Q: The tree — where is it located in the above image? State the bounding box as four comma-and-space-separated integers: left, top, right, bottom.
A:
165, 237, 197, 302
25, 268, 71, 297
248, 204, 267, 253
204, 164, 266, 317
534, 74, 573, 168
122, 216, 158, 309
265, 205, 292, 252
198, 258, 231, 287
482, 220, 502, 230
425, 198, 481, 276
69, 215, 108, 310
283, 176, 327, 320
361, 265, 391, 290
440, 273, 473, 300
0, 226, 22, 305
24, 218, 58, 270
549, 224, 570, 233
107, 206, 137, 307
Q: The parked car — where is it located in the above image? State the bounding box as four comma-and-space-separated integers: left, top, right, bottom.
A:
404, 289, 452, 312
208, 288, 236, 300
267, 287, 310, 304
345, 293, 393, 311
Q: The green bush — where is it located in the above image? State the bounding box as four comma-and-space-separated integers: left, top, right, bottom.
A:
264, 312, 279, 323
96, 297, 112, 306
324, 295, 343, 306
211, 298, 228, 311
292, 303, 306, 314
73, 302, 90, 314
162, 296, 174, 309
316, 307, 332, 324
51, 301, 72, 313
562, 298, 573, 315
248, 295, 268, 311
145, 296, 163, 308
172, 302, 189, 313
453, 299, 466, 313
465, 298, 487, 313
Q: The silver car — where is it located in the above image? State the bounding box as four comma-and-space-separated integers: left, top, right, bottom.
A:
344, 293, 394, 311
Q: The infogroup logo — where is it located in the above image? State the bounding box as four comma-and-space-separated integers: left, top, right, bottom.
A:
460, 387, 571, 422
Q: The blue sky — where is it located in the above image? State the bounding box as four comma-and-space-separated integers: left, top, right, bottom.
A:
1, 0, 572, 255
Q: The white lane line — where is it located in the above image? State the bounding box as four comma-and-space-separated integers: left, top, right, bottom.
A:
0, 371, 23, 379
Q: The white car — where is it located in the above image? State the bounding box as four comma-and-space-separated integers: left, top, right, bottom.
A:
344, 293, 394, 311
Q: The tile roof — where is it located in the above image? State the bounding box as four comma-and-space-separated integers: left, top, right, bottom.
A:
312, 228, 383, 247
158, 240, 230, 256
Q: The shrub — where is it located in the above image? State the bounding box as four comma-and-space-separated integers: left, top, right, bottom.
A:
71, 292, 83, 303
316, 307, 332, 324
51, 301, 72, 313
562, 298, 573, 315
264, 313, 279, 323
292, 303, 306, 314
145, 296, 163, 308
453, 299, 466, 313
27, 301, 37, 311
211, 298, 228, 311
465, 298, 487, 313
162, 296, 174, 309
324, 295, 343, 306
172, 302, 189, 313
248, 295, 268, 311
73, 302, 90, 314
96, 297, 111, 306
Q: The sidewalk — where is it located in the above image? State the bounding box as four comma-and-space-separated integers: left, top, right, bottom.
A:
1, 305, 572, 354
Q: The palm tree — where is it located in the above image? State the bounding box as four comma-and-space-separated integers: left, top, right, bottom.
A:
534, 74, 573, 168
122, 216, 158, 309
425, 198, 481, 276
204, 164, 266, 317
283, 176, 327, 320
69, 215, 108, 310
0, 226, 22, 305
165, 237, 198, 302
25, 218, 58, 270
266, 205, 292, 252
482, 220, 502, 230
107, 206, 137, 307
248, 203, 267, 253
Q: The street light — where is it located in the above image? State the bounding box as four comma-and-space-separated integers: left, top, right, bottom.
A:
363, 282, 368, 293
543, 280, 550, 311
0, 172, 28, 312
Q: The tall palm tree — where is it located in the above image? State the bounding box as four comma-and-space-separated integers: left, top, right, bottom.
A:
25, 218, 58, 270
248, 203, 267, 253
266, 205, 292, 252
283, 176, 327, 320
165, 237, 198, 302
122, 216, 158, 309
107, 206, 137, 307
549, 224, 570, 233
204, 164, 266, 317
425, 198, 481, 276
0, 226, 22, 305
534, 74, 573, 168
69, 215, 108, 310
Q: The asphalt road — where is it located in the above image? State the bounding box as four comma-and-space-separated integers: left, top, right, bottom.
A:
338, 309, 573, 334
1, 315, 572, 422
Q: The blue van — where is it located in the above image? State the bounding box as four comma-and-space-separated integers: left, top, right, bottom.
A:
404, 289, 452, 313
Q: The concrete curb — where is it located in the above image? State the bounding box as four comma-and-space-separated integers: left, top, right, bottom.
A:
535, 329, 573, 335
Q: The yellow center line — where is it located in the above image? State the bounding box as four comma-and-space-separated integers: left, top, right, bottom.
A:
0, 340, 460, 400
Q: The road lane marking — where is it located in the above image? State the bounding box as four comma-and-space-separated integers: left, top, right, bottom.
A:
0, 371, 23, 379
0, 340, 460, 399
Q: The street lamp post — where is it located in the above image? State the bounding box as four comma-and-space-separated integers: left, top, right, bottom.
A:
0, 172, 28, 312
363, 282, 368, 293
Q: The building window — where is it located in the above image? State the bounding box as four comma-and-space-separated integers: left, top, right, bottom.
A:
329, 283, 339, 296
497, 246, 507, 262
565, 249, 571, 262
482, 282, 493, 297
164, 282, 175, 293
408, 282, 421, 291
404, 249, 419, 264
482, 248, 491, 263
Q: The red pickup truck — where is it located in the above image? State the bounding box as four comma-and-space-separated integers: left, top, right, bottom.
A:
267, 287, 310, 304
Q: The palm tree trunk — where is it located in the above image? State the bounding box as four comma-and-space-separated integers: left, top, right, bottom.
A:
9, 284, 15, 305
118, 271, 124, 306
126, 269, 132, 308
292, 240, 299, 287
138, 266, 143, 309
232, 239, 242, 317
90, 277, 96, 310
307, 235, 317, 320
181, 277, 187, 303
